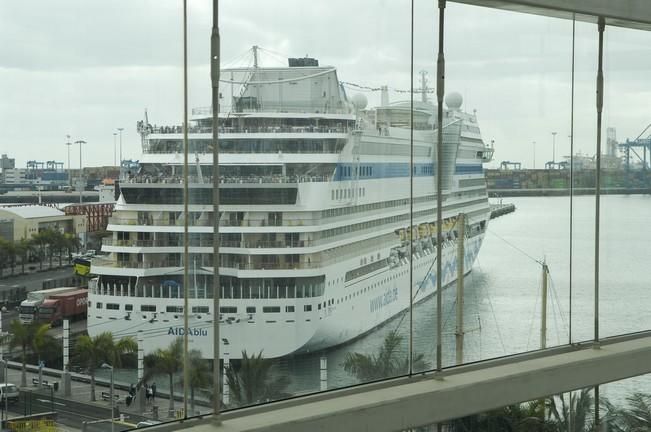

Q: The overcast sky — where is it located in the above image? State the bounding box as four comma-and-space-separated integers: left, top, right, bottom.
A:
1, 0, 650, 168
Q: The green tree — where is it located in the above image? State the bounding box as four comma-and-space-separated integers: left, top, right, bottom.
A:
1, 239, 16, 276
183, 349, 212, 414
145, 338, 184, 414
546, 389, 594, 432
225, 350, 290, 408
14, 238, 34, 274
606, 392, 651, 431
0, 238, 10, 277
447, 400, 555, 432
75, 332, 137, 401
7, 320, 54, 387
31, 231, 48, 270
343, 329, 427, 382
63, 233, 80, 264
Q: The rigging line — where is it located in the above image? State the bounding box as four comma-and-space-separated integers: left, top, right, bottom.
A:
484, 273, 507, 356
258, 46, 290, 61
548, 272, 569, 332
486, 228, 544, 266
219, 68, 335, 85
257, 47, 290, 66
221, 47, 254, 69
474, 256, 506, 355
547, 274, 565, 346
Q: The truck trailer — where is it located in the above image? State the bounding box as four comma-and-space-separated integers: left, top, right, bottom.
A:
18, 287, 81, 324
37, 289, 88, 326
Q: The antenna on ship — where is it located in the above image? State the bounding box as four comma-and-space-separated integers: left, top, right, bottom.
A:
419, 70, 428, 103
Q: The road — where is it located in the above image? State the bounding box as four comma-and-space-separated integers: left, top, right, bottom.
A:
9, 391, 148, 431
0, 266, 77, 293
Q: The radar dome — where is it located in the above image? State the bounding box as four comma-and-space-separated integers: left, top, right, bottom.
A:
445, 92, 463, 110
351, 93, 368, 110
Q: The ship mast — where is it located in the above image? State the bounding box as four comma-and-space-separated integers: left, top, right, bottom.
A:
420, 70, 428, 103
253, 45, 259, 68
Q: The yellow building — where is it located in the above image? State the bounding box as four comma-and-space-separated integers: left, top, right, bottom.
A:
0, 205, 86, 242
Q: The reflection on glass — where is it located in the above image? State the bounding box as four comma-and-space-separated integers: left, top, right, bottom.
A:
600, 26, 651, 338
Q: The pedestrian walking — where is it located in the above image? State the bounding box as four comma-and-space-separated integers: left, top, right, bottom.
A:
151, 382, 157, 402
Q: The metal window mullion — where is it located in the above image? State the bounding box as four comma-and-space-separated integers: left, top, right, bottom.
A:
436, 0, 446, 374
211, 0, 222, 422
182, 0, 190, 420
594, 16, 606, 430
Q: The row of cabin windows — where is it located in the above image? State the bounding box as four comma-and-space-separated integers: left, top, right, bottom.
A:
321, 194, 435, 218
332, 188, 366, 201
96, 303, 311, 313
338, 165, 374, 178
96, 303, 209, 313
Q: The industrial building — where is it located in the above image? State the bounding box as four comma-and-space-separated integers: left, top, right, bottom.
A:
0, 205, 86, 242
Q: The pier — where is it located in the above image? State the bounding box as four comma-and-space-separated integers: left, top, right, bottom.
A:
490, 203, 516, 219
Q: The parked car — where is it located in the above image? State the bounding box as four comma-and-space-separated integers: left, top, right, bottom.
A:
0, 383, 19, 403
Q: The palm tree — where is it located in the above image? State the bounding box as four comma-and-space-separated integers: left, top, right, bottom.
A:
14, 238, 34, 274
0, 238, 10, 277
225, 350, 290, 408
343, 329, 427, 382
41, 229, 58, 269
1, 240, 16, 276
63, 233, 80, 264
145, 338, 184, 414
31, 231, 48, 270
608, 392, 651, 431
186, 349, 212, 414
75, 332, 137, 401
546, 389, 594, 432
446, 400, 555, 432
7, 320, 53, 387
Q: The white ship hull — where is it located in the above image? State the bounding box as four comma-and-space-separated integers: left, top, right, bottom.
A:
88, 233, 484, 358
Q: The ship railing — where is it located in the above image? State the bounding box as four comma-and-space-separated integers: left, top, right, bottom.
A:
142, 147, 342, 155
103, 239, 217, 248
92, 257, 183, 269
228, 261, 321, 270
92, 257, 320, 271
149, 125, 350, 135
220, 240, 311, 248
108, 217, 213, 227
123, 174, 331, 185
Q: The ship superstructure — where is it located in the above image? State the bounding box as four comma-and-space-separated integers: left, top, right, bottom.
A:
88, 52, 494, 359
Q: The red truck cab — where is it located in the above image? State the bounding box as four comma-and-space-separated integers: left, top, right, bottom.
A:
38, 289, 88, 326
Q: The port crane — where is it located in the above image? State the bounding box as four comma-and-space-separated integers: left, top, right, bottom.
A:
500, 161, 521, 170
619, 123, 651, 171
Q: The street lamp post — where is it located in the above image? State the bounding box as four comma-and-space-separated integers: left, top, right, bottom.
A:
117, 128, 124, 170
101, 363, 114, 432
552, 131, 558, 164
65, 136, 72, 188
74, 140, 86, 204
113, 133, 117, 166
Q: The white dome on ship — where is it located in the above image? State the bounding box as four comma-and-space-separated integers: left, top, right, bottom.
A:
445, 92, 463, 110
351, 93, 368, 110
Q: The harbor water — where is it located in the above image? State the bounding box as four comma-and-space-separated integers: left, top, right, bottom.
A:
284, 194, 651, 404
104, 195, 651, 407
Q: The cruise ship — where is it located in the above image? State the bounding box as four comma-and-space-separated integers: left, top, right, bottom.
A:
88, 52, 494, 360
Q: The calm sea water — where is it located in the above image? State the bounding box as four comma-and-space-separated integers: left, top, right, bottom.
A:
106, 195, 651, 408
284, 194, 651, 405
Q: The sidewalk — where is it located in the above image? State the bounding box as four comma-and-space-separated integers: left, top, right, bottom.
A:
2, 361, 193, 429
